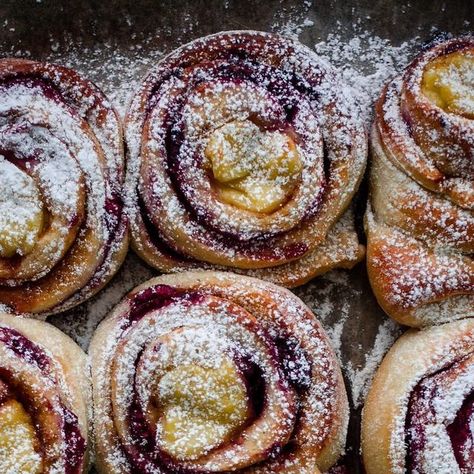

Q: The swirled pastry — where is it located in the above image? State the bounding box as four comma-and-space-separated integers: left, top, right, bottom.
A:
367, 37, 474, 326
90, 271, 348, 473
362, 318, 474, 473
125, 31, 367, 287
0, 312, 90, 473
0, 59, 128, 316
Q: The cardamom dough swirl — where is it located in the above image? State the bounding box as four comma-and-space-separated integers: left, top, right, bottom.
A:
0, 312, 90, 473
0, 59, 128, 316
366, 37, 474, 327
362, 318, 474, 474
125, 31, 367, 288
90, 271, 348, 474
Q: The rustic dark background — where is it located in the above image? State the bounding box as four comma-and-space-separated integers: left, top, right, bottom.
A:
0, 0, 472, 472
1, 0, 472, 59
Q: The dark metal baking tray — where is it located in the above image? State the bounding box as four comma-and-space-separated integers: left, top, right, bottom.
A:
1, 0, 472, 472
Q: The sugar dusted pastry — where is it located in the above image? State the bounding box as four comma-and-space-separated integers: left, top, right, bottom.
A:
0, 59, 128, 316
90, 271, 349, 473
367, 37, 474, 326
125, 30, 367, 287
0, 312, 90, 473
362, 318, 474, 473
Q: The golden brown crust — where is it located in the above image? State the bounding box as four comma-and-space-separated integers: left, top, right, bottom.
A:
244, 209, 365, 288
367, 37, 474, 326
90, 271, 348, 473
361, 319, 474, 473
0, 312, 90, 473
125, 30, 367, 287
375, 38, 474, 207
0, 58, 128, 316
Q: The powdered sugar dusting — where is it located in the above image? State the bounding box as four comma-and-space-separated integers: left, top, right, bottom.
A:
50, 46, 164, 117
314, 29, 419, 123
39, 23, 421, 406
89, 271, 348, 472
295, 270, 403, 409
1, 6, 456, 472
0, 157, 43, 258
346, 318, 402, 407
367, 36, 474, 326
0, 61, 128, 315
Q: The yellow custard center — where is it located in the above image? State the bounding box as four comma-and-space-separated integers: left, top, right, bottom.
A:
0, 159, 44, 258
0, 399, 42, 473
422, 51, 474, 118
157, 359, 249, 460
205, 120, 302, 213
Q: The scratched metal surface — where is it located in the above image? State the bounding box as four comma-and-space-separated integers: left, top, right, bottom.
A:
0, 1, 472, 472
